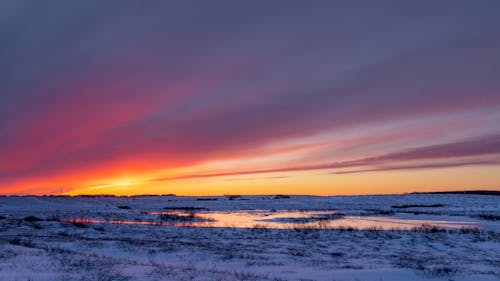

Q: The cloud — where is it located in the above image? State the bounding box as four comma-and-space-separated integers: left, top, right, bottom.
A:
332, 159, 500, 175
351, 134, 500, 164
125, 134, 500, 182
1, 1, 500, 193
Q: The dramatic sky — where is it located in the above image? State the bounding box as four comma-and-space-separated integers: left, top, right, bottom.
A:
1, 0, 500, 195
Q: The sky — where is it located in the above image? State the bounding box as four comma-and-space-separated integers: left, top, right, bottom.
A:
1, 0, 499, 196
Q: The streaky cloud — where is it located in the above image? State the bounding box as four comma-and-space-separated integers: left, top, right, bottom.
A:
332, 158, 500, 175
133, 134, 500, 182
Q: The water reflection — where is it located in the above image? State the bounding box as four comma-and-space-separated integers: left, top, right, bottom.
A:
62, 210, 480, 230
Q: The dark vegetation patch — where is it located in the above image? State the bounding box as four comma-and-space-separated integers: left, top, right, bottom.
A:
23, 216, 43, 222
411, 190, 500, 196
474, 214, 500, 221
9, 238, 35, 248
158, 212, 212, 222
411, 224, 447, 233
458, 227, 483, 234
273, 195, 291, 199
72, 221, 88, 228
196, 198, 218, 201
261, 213, 344, 223
226, 195, 241, 200
391, 204, 444, 209
160, 213, 195, 221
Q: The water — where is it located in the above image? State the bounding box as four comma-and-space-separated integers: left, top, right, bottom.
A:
64, 210, 480, 230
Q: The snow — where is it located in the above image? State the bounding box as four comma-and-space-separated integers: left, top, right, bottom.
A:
0, 194, 498, 280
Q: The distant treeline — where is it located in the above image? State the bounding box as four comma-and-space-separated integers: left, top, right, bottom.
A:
410, 190, 500, 196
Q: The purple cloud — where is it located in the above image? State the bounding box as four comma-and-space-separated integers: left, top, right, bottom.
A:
1, 1, 500, 192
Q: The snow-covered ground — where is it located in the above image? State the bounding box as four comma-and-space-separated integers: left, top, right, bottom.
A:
0, 194, 498, 280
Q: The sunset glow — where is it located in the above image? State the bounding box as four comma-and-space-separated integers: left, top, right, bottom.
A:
1, 1, 499, 195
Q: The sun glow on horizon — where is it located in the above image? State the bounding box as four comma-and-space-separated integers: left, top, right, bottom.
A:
1, 1, 500, 196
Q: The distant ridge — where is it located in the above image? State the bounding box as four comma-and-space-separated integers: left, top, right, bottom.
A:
410, 190, 500, 196
2, 191, 499, 197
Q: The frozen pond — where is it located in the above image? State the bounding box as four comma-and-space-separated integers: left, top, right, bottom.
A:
65, 210, 481, 230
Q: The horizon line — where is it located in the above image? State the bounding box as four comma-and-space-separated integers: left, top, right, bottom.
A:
2, 189, 498, 198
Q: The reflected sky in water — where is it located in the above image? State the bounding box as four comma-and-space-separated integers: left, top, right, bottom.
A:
64, 210, 480, 230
